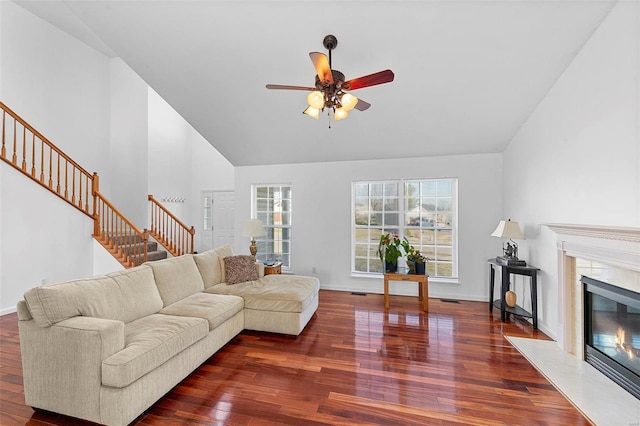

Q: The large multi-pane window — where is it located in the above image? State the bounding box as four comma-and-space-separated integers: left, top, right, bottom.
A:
253, 185, 292, 268
353, 179, 457, 278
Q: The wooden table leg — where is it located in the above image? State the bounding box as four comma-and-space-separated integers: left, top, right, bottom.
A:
422, 279, 429, 312
384, 275, 389, 309
418, 281, 423, 301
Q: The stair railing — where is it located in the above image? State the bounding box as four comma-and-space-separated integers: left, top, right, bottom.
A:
1, 101, 95, 218
94, 191, 149, 267
2, 101, 197, 268
148, 194, 195, 257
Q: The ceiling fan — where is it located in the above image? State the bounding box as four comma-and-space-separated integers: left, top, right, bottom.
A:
266, 35, 394, 125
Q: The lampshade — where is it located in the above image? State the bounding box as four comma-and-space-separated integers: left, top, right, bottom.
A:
334, 108, 349, 121
242, 219, 266, 238
303, 106, 320, 119
341, 93, 358, 111
491, 219, 525, 240
307, 91, 325, 109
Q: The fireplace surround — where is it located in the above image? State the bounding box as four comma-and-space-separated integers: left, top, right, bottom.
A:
547, 224, 640, 387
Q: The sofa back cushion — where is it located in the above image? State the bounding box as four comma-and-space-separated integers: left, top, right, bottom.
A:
105, 266, 165, 322
23, 265, 162, 327
193, 249, 223, 288
214, 244, 234, 282
147, 254, 204, 306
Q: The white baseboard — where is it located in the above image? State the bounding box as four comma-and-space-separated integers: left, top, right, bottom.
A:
1, 306, 17, 316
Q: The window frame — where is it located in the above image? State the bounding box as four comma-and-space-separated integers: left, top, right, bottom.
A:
351, 178, 458, 280
251, 184, 292, 270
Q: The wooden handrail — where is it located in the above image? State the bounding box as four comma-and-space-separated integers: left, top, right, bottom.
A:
94, 191, 149, 267
148, 194, 195, 257
1, 101, 95, 218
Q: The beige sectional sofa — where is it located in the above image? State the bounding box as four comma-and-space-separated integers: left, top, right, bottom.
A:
16, 244, 319, 426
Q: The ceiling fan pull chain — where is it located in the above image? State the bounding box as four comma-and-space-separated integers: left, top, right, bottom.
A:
328, 110, 331, 129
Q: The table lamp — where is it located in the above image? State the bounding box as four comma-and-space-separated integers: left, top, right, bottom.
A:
491, 219, 526, 266
242, 219, 266, 256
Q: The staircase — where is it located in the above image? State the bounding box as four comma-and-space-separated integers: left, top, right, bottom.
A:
1, 101, 194, 268
111, 234, 168, 263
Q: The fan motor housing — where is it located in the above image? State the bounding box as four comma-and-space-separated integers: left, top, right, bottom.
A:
315, 70, 346, 90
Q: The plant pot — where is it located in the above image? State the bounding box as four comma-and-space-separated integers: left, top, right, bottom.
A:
414, 261, 426, 275
407, 260, 415, 274
385, 261, 398, 273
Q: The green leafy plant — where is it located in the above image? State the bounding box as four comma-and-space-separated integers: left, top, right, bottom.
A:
378, 233, 404, 265
400, 236, 429, 264
406, 245, 428, 263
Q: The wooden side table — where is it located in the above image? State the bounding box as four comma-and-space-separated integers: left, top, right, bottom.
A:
384, 271, 429, 312
488, 259, 540, 329
264, 263, 282, 275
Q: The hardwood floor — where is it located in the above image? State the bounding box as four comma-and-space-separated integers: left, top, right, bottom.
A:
0, 290, 590, 425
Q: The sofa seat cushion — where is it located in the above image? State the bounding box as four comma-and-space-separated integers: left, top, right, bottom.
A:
204, 274, 320, 313
102, 314, 208, 388
159, 293, 244, 331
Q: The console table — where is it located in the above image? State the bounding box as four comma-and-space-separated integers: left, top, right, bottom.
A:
384, 271, 429, 312
488, 259, 540, 329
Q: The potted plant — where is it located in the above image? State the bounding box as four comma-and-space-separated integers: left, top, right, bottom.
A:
406, 245, 429, 275
378, 233, 404, 272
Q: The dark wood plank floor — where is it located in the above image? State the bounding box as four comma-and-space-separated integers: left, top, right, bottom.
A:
0, 290, 589, 425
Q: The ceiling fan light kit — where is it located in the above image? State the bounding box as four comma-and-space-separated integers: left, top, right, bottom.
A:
266, 34, 394, 127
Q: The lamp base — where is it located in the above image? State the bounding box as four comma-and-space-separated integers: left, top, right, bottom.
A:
495, 256, 526, 266
249, 239, 258, 256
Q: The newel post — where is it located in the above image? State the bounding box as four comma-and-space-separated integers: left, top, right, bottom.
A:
142, 228, 150, 263
189, 226, 196, 254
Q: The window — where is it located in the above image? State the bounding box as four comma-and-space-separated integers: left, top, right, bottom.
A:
253, 185, 292, 268
352, 179, 457, 278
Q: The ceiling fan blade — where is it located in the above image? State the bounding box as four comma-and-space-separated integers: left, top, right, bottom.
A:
266, 84, 316, 91
344, 69, 394, 91
354, 99, 371, 111
309, 52, 334, 84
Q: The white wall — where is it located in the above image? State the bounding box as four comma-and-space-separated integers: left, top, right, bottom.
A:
0, 166, 95, 315
0, 2, 110, 174
503, 1, 640, 339
0, 2, 232, 313
148, 88, 235, 250
148, 89, 193, 224
189, 126, 235, 252
0, 1, 110, 314
108, 59, 149, 225
235, 153, 503, 301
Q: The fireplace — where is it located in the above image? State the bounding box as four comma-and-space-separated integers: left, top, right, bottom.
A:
582, 275, 640, 399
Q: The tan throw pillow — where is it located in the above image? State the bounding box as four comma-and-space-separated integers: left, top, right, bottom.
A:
223, 255, 258, 284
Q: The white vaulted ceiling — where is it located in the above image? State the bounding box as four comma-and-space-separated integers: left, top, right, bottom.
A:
15, 0, 617, 166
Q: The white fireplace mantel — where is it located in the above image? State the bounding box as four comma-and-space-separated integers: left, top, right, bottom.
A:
545, 223, 640, 356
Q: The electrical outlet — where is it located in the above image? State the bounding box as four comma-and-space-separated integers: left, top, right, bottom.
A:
311, 267, 317, 274
40, 278, 47, 286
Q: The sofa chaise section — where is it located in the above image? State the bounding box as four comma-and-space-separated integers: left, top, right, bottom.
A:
205, 274, 319, 335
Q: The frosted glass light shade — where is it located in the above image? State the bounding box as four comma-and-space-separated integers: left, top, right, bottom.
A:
307, 91, 325, 109
491, 219, 525, 239
334, 108, 348, 120
303, 106, 320, 119
341, 93, 358, 111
